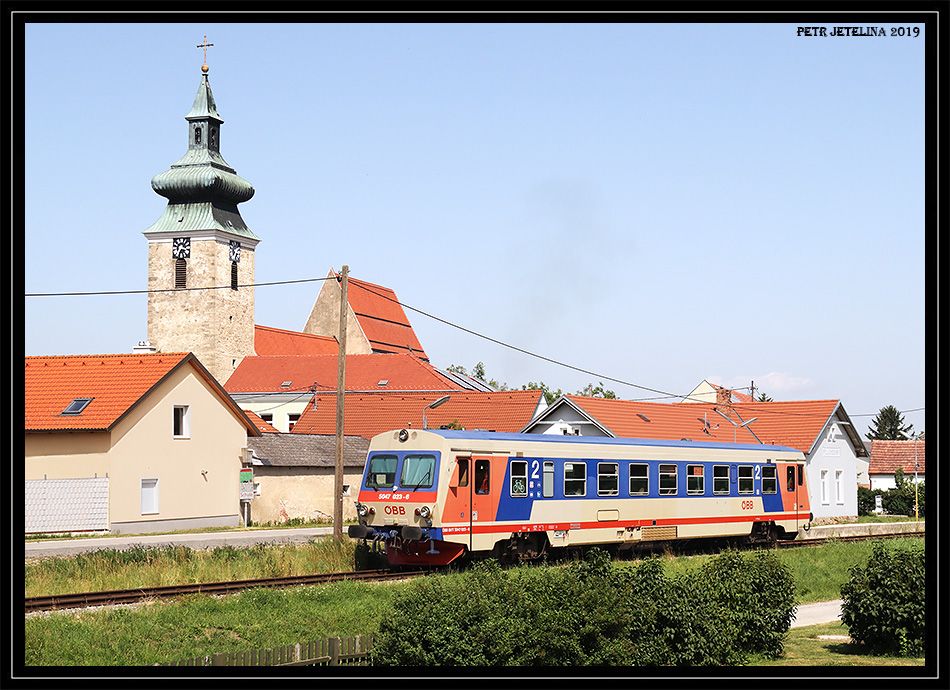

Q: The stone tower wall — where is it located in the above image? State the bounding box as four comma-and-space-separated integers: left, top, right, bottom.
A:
147, 238, 255, 384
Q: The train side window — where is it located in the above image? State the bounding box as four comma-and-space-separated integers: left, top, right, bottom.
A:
629, 463, 649, 495
542, 461, 554, 498
457, 458, 469, 487
659, 464, 677, 495
687, 465, 704, 494
598, 463, 619, 496
787, 466, 796, 492
713, 465, 729, 494
510, 460, 528, 497
738, 466, 754, 494
762, 465, 777, 494
564, 462, 586, 496
475, 460, 491, 495
798, 464, 805, 486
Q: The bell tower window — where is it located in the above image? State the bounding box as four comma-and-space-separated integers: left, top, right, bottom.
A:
175, 258, 187, 289
209, 127, 217, 150
231, 261, 238, 290
194, 125, 202, 145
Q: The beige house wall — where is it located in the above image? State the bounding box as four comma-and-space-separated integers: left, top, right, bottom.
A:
26, 363, 250, 532
250, 466, 362, 523
302, 273, 372, 354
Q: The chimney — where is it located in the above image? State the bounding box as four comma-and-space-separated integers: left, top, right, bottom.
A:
132, 339, 157, 354
715, 387, 732, 406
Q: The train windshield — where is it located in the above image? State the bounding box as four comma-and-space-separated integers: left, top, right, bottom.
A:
401, 454, 436, 489
366, 454, 398, 489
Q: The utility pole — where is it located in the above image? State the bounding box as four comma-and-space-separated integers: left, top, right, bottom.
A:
333, 265, 349, 542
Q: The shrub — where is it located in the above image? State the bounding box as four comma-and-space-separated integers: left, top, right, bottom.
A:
857, 486, 884, 516
881, 482, 924, 518
372, 548, 794, 666
840, 542, 925, 656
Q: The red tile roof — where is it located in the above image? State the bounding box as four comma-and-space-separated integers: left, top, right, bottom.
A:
345, 277, 428, 360
869, 440, 925, 475
291, 390, 543, 439
244, 410, 280, 434
254, 325, 338, 356
25, 353, 261, 435
224, 353, 464, 394
558, 395, 843, 454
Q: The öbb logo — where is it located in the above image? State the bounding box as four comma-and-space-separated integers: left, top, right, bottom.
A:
384, 505, 406, 515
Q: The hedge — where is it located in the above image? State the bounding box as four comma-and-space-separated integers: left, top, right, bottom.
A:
840, 542, 925, 656
372, 548, 796, 666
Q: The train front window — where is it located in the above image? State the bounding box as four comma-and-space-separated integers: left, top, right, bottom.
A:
629, 464, 649, 495
401, 454, 436, 490
510, 461, 528, 497
713, 465, 729, 494
598, 463, 619, 496
564, 462, 587, 496
659, 464, 677, 495
366, 454, 398, 489
738, 465, 754, 494
762, 465, 777, 494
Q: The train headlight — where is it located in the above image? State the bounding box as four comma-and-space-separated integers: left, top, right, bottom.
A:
419, 506, 432, 519
356, 503, 368, 517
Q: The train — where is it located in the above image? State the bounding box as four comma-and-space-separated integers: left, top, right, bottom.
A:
348, 428, 812, 568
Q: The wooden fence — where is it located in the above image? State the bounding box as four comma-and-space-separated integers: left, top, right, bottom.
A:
162, 634, 375, 667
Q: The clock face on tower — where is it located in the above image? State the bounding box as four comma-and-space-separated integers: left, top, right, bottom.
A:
172, 237, 190, 259
229, 240, 241, 263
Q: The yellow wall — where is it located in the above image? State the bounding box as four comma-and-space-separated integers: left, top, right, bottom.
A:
250, 466, 362, 523
26, 363, 249, 528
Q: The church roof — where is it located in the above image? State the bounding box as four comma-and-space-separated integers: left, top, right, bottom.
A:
186, 73, 223, 122
344, 276, 428, 359
254, 325, 338, 356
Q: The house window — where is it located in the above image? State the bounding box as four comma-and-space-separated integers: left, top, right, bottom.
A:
259, 413, 273, 424
342, 484, 351, 497
629, 464, 649, 495
510, 461, 528, 497
175, 258, 187, 289
687, 465, 704, 495
762, 465, 777, 494
820, 469, 829, 504
141, 478, 159, 515
231, 261, 238, 290
598, 463, 619, 496
835, 470, 844, 504
713, 465, 730, 494
738, 466, 754, 494
61, 398, 93, 415
542, 461, 554, 498
173, 405, 190, 438
287, 413, 300, 432
659, 464, 677, 495
564, 462, 586, 496
475, 460, 491, 495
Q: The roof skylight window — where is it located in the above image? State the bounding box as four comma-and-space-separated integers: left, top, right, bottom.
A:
637, 413, 651, 423
62, 398, 93, 415
378, 379, 389, 386
280, 381, 293, 388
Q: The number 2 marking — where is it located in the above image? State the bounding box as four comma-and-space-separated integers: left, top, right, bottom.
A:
530, 460, 540, 480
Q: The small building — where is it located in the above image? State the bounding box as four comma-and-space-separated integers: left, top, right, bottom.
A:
868, 439, 926, 491
292, 390, 547, 439
522, 395, 867, 519
25, 352, 261, 534
225, 353, 471, 432
246, 434, 369, 523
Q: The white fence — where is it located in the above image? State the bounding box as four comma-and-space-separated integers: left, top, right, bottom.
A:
25, 478, 109, 533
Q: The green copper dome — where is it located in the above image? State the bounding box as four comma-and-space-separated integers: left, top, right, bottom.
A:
144, 71, 259, 242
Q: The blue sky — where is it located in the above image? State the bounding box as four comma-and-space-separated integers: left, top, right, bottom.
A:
23, 22, 926, 436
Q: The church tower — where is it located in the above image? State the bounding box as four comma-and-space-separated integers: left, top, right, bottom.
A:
143, 54, 260, 384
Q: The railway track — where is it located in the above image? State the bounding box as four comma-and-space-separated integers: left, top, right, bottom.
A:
25, 530, 921, 614
24, 568, 426, 614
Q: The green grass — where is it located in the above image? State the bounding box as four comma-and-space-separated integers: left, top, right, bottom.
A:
853, 515, 923, 523
26, 540, 357, 597
630, 537, 923, 604
25, 580, 399, 666
752, 622, 925, 666
24, 519, 349, 542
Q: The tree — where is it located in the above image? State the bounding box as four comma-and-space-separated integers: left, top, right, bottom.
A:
576, 382, 617, 399
866, 405, 914, 441
446, 362, 508, 391
522, 381, 564, 406
756, 392, 773, 402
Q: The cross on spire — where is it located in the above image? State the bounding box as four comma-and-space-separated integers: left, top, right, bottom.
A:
197, 35, 214, 73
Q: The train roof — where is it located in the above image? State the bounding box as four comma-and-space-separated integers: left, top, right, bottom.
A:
416, 429, 802, 454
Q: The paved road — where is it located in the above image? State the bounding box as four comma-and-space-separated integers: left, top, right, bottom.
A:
25, 527, 334, 558
790, 599, 843, 629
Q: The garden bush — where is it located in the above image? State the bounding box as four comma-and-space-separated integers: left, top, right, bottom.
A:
840, 542, 925, 656
372, 547, 795, 666
857, 486, 884, 516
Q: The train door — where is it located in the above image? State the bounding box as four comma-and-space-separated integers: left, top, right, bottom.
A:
785, 465, 799, 532
449, 455, 496, 552
449, 456, 473, 551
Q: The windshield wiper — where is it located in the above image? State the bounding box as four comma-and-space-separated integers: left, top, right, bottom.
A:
407, 467, 432, 492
